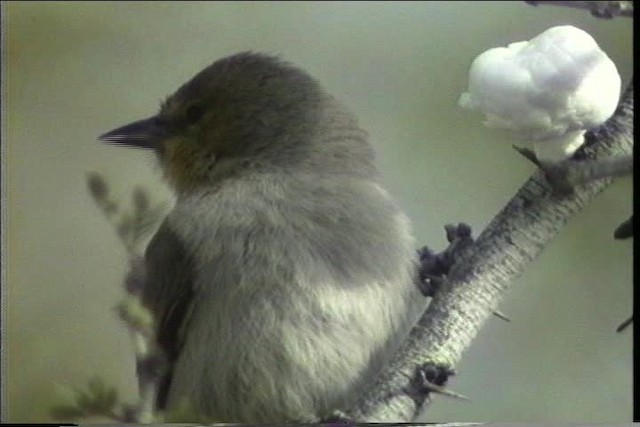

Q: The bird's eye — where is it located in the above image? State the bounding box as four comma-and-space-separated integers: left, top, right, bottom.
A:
186, 104, 205, 124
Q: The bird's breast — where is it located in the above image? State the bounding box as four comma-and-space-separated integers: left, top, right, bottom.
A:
164, 174, 425, 421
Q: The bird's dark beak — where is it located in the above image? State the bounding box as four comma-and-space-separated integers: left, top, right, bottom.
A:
99, 116, 164, 149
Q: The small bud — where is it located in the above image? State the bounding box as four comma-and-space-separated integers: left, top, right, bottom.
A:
86, 172, 109, 201
133, 187, 150, 213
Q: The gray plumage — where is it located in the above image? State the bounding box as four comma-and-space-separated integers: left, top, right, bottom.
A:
101, 52, 426, 422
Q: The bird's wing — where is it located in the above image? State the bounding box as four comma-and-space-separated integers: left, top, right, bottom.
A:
142, 220, 196, 410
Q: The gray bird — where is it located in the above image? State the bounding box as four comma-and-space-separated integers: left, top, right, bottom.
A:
100, 52, 426, 422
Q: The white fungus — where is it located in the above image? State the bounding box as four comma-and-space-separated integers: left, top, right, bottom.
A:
458, 25, 621, 163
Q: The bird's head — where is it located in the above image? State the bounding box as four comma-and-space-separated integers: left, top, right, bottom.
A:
99, 52, 333, 193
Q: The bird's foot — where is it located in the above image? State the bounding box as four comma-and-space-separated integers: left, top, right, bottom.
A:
417, 224, 510, 322
417, 223, 474, 297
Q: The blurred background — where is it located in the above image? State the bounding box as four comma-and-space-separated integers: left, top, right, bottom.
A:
4, 1, 633, 423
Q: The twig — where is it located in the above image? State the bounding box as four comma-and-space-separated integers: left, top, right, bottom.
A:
84, 175, 167, 423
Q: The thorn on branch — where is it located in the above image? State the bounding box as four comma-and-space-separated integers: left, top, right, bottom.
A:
492, 309, 511, 322
616, 315, 633, 332
409, 362, 468, 403
513, 145, 542, 167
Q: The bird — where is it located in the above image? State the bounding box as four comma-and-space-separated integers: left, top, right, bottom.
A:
99, 52, 427, 422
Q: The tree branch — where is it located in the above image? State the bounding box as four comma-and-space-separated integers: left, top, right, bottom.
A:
346, 79, 633, 422
525, 1, 634, 18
